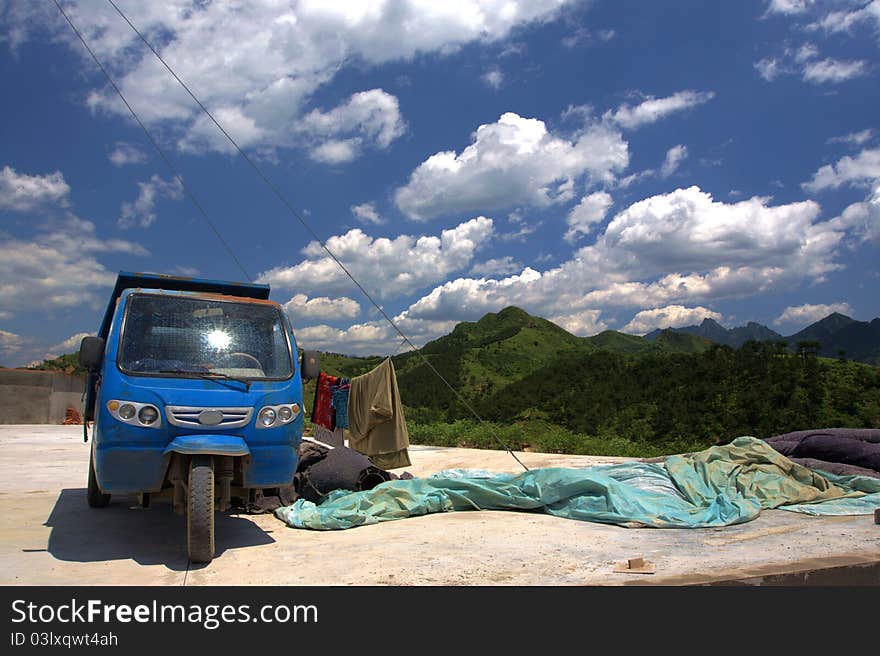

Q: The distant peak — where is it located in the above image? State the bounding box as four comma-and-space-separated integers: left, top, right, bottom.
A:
700, 318, 723, 327
497, 306, 529, 318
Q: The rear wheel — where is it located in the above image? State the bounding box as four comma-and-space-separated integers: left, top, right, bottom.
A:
186, 455, 215, 563
87, 451, 111, 508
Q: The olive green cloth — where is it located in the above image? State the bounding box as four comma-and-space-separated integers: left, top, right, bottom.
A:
347, 358, 411, 469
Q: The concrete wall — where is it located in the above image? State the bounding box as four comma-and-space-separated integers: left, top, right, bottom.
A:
0, 369, 85, 424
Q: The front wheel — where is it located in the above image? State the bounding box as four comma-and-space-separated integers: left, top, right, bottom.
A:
87, 450, 111, 508
186, 455, 215, 563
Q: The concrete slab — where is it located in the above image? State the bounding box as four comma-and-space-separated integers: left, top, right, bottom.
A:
0, 425, 878, 586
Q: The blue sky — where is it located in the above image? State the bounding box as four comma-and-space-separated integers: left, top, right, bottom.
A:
1, 0, 879, 365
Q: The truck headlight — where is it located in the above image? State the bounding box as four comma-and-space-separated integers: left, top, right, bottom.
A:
138, 406, 159, 425
256, 404, 299, 428
258, 407, 276, 427
107, 400, 162, 428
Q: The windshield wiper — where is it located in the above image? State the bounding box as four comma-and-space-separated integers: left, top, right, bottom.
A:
158, 369, 252, 391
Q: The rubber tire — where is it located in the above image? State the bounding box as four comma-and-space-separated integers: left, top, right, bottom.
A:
87, 450, 111, 508
186, 455, 215, 564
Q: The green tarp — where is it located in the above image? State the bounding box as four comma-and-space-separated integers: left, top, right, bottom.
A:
274, 436, 880, 531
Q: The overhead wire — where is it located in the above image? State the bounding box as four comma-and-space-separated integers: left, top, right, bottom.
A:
60, 0, 530, 471
51, 0, 253, 284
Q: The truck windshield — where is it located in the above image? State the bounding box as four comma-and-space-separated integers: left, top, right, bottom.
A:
118, 294, 292, 380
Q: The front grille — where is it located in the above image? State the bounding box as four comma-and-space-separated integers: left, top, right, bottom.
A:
165, 406, 253, 429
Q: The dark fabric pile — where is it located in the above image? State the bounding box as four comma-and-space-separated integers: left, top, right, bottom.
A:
293, 441, 397, 504
234, 440, 412, 514
764, 428, 880, 479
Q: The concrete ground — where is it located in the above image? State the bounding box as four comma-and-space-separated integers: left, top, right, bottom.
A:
1, 425, 878, 586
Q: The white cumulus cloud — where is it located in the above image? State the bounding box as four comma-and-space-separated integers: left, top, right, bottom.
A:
42, 332, 94, 360
755, 40, 869, 86
802, 57, 869, 83
257, 216, 495, 300
774, 302, 854, 327
0, 215, 149, 318
595, 186, 835, 279
803, 147, 880, 191
295, 313, 458, 356
481, 68, 504, 89
807, 1, 880, 34
755, 57, 784, 81
282, 294, 360, 322
603, 90, 715, 130
0, 329, 26, 356
394, 112, 628, 220
300, 89, 405, 161
564, 191, 613, 243
118, 175, 184, 228
108, 142, 147, 166
395, 187, 847, 337
469, 256, 522, 277
309, 139, 361, 164
660, 144, 688, 178
828, 129, 875, 147
831, 183, 880, 243
549, 309, 608, 336
351, 202, 384, 225
765, 0, 816, 15
622, 305, 723, 335
0, 165, 70, 212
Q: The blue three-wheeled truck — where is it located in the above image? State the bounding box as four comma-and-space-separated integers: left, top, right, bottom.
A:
78, 272, 318, 563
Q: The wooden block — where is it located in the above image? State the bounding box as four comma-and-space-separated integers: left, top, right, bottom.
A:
613, 558, 656, 574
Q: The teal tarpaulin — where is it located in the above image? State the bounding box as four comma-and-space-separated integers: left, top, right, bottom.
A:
274, 436, 880, 531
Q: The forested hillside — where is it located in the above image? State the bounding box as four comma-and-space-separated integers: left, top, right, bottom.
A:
311, 307, 880, 456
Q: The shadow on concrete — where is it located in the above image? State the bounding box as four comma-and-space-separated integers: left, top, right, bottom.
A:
43, 488, 275, 571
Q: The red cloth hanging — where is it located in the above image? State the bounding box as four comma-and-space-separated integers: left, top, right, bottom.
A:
311, 372, 340, 430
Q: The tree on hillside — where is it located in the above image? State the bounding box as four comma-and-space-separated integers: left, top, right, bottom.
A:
796, 340, 821, 359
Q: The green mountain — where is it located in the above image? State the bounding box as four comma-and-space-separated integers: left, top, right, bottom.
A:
645, 318, 784, 348
787, 312, 857, 345
653, 329, 714, 353
643, 311, 880, 365
393, 306, 585, 415
328, 308, 720, 414
303, 307, 587, 419
814, 318, 880, 365
584, 330, 657, 354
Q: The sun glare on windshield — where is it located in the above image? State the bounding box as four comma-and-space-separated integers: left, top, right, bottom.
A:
206, 329, 231, 350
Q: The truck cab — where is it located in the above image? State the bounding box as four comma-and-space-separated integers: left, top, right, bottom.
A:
79, 272, 318, 563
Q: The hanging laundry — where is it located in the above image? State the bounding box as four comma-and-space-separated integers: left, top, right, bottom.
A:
314, 424, 345, 449
311, 372, 339, 430
347, 358, 411, 470
331, 383, 350, 429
